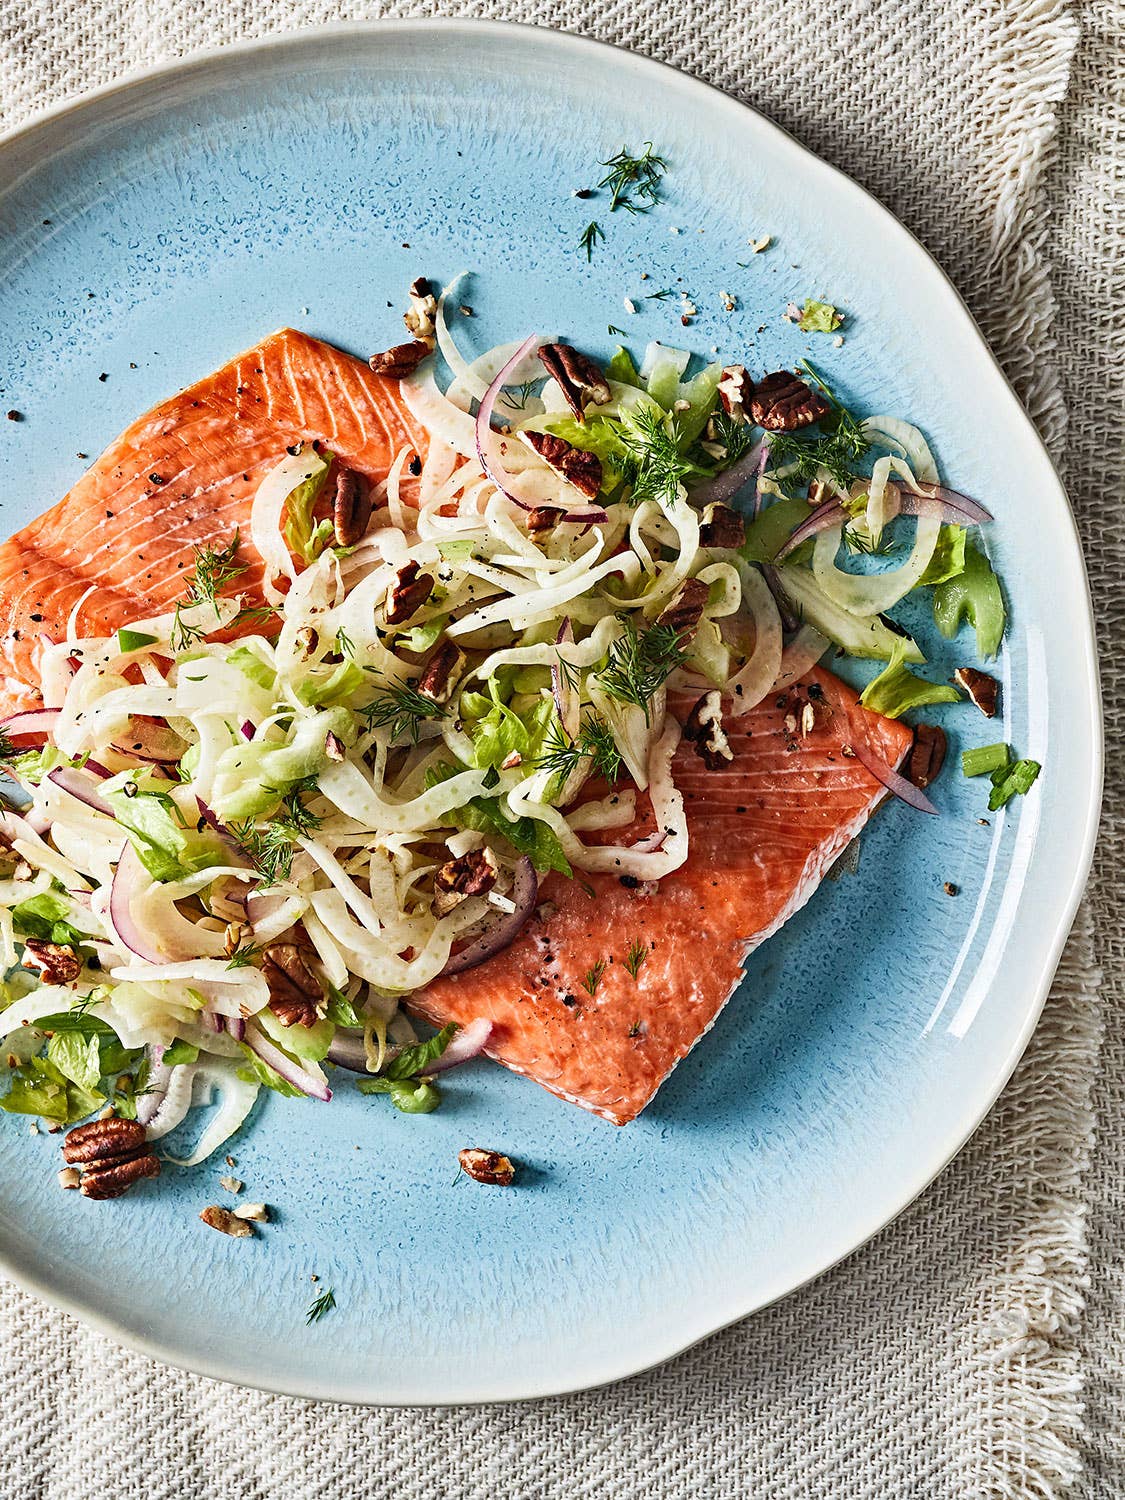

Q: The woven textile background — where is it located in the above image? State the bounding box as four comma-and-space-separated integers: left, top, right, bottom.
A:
0, 1, 1118, 1495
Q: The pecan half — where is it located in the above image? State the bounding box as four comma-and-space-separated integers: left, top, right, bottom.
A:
520, 431, 602, 500
62, 1117, 160, 1200
750, 371, 831, 432
385, 560, 434, 625
200, 1205, 255, 1238
458, 1148, 516, 1186
417, 640, 465, 703
526, 506, 560, 534
699, 503, 745, 550
21, 939, 81, 986
333, 467, 372, 548
657, 577, 709, 638
717, 365, 753, 423
682, 691, 734, 771
404, 277, 438, 344
262, 942, 323, 1028
434, 848, 498, 917
953, 667, 1000, 718
369, 339, 432, 380
537, 344, 611, 422
908, 723, 948, 789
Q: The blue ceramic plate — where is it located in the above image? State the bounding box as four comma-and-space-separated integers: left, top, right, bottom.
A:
0, 22, 1100, 1403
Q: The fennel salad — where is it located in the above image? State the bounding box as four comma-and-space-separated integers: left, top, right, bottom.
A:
0, 280, 1033, 1181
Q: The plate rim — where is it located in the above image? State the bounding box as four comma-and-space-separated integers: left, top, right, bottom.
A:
0, 16, 1103, 1405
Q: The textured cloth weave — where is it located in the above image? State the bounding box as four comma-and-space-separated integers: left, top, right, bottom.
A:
0, 2, 1118, 1496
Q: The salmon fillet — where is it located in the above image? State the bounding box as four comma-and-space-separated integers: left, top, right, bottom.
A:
412, 668, 913, 1124
0, 329, 427, 715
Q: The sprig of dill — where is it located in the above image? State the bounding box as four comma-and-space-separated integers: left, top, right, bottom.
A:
578, 221, 604, 262
538, 713, 623, 785
231, 777, 322, 886
597, 143, 667, 213
708, 410, 758, 464
841, 523, 899, 558
226, 941, 263, 970
623, 939, 648, 981
597, 620, 687, 723
582, 958, 608, 997
305, 1286, 336, 1325
360, 680, 448, 744
617, 405, 704, 508
643, 287, 675, 301
170, 531, 247, 650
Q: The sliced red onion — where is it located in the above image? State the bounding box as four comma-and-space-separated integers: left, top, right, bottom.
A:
422, 1017, 494, 1074
893, 482, 993, 525
761, 564, 799, 633
475, 333, 541, 507
202, 1010, 222, 1033
225, 1015, 246, 1042
849, 734, 938, 815
195, 797, 252, 867
328, 1016, 495, 1076
629, 828, 669, 854
689, 437, 766, 508
109, 842, 166, 962
774, 497, 847, 560
441, 855, 538, 976
1, 708, 61, 746
240, 720, 256, 742
244, 1022, 331, 1101
110, 717, 185, 764
46, 766, 113, 815
551, 619, 581, 741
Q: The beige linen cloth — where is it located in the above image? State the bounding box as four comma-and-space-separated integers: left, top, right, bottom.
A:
0, 1, 1120, 1495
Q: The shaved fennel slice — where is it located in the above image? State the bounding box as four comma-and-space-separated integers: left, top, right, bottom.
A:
162, 1059, 260, 1165
812, 511, 942, 616
251, 448, 330, 605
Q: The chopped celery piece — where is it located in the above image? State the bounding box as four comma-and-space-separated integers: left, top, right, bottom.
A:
606, 347, 642, 388
859, 641, 961, 719
988, 758, 1041, 811
917, 525, 967, 587
282, 449, 334, 563
962, 742, 1010, 777
932, 541, 1005, 658
117, 627, 158, 652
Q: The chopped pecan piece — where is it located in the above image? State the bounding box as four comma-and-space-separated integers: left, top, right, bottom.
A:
657, 577, 709, 638
333, 467, 372, 548
385, 560, 434, 625
699, 503, 745, 549
717, 365, 753, 423
682, 691, 734, 770
403, 277, 438, 344
369, 339, 432, 380
200, 1205, 255, 1238
537, 344, 611, 422
434, 848, 499, 917
58, 1167, 81, 1190
750, 371, 831, 432
908, 723, 948, 789
262, 942, 323, 1028
458, 1148, 516, 1186
62, 1117, 160, 1200
417, 640, 465, 703
21, 939, 81, 986
520, 431, 602, 500
953, 667, 1000, 718
526, 506, 560, 534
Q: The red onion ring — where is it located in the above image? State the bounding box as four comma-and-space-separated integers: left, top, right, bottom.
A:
551, 619, 581, 741
45, 766, 113, 815
244, 1022, 331, 1101
195, 797, 253, 868
109, 842, 167, 961
848, 732, 938, 815
225, 1015, 246, 1041
893, 482, 993, 525
0, 708, 62, 746
774, 498, 847, 560
240, 720, 256, 742
440, 855, 538, 976
475, 334, 541, 507
761, 564, 799, 633
688, 437, 767, 508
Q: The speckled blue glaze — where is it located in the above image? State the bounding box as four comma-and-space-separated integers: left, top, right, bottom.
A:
0, 23, 1100, 1403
